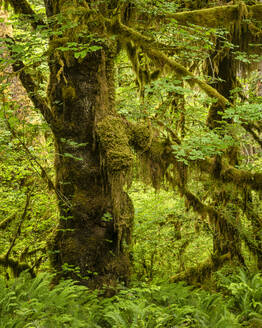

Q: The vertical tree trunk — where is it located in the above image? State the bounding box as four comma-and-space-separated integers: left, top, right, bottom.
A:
45, 1, 134, 289
207, 46, 243, 263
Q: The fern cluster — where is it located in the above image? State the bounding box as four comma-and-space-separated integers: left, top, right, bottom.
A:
2, 270, 262, 327
0, 272, 92, 328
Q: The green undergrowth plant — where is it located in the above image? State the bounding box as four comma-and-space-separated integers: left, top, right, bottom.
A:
103, 281, 240, 328
0, 271, 245, 328
222, 269, 262, 327
3, 270, 262, 327
0, 272, 94, 328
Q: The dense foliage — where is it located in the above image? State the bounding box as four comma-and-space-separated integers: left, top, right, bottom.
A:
3, 269, 262, 327
0, 0, 262, 326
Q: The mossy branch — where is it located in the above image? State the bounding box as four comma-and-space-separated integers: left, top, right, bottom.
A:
221, 165, 262, 192
106, 18, 230, 108
147, 48, 229, 107
165, 4, 239, 28
163, 3, 262, 28
198, 158, 262, 192
179, 185, 217, 220
170, 253, 230, 285
106, 17, 178, 52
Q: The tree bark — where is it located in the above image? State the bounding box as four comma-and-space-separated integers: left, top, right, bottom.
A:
44, 1, 134, 289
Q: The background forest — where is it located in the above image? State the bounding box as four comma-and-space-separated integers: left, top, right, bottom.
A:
1, 0, 262, 327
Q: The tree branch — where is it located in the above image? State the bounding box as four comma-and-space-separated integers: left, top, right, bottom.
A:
3, 109, 72, 208
198, 158, 262, 192
165, 4, 239, 28
106, 18, 230, 108
163, 3, 262, 28
221, 165, 262, 192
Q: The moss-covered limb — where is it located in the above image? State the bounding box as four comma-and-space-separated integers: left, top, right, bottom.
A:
221, 166, 262, 192
2, 0, 45, 28
105, 17, 178, 53
128, 121, 262, 193
179, 185, 217, 220
163, 3, 262, 28
0, 255, 35, 277
170, 253, 231, 285
165, 4, 239, 28
197, 158, 262, 192
105, 18, 230, 108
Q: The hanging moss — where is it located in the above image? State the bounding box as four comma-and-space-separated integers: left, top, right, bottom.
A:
129, 122, 170, 189
96, 116, 134, 255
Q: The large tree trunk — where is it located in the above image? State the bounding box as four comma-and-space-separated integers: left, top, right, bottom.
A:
45, 1, 134, 289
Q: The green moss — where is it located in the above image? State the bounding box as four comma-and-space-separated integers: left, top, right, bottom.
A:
130, 122, 152, 150
62, 85, 76, 100
167, 5, 239, 28
96, 115, 134, 172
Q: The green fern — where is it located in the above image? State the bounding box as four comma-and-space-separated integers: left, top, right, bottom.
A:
0, 272, 92, 328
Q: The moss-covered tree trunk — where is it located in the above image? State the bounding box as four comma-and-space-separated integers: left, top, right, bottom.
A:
44, 1, 134, 289
207, 43, 243, 263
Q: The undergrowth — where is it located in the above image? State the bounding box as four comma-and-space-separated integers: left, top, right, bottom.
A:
2, 270, 262, 327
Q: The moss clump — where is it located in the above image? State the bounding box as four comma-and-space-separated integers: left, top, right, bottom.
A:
96, 115, 134, 172
130, 122, 152, 150
96, 116, 134, 251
